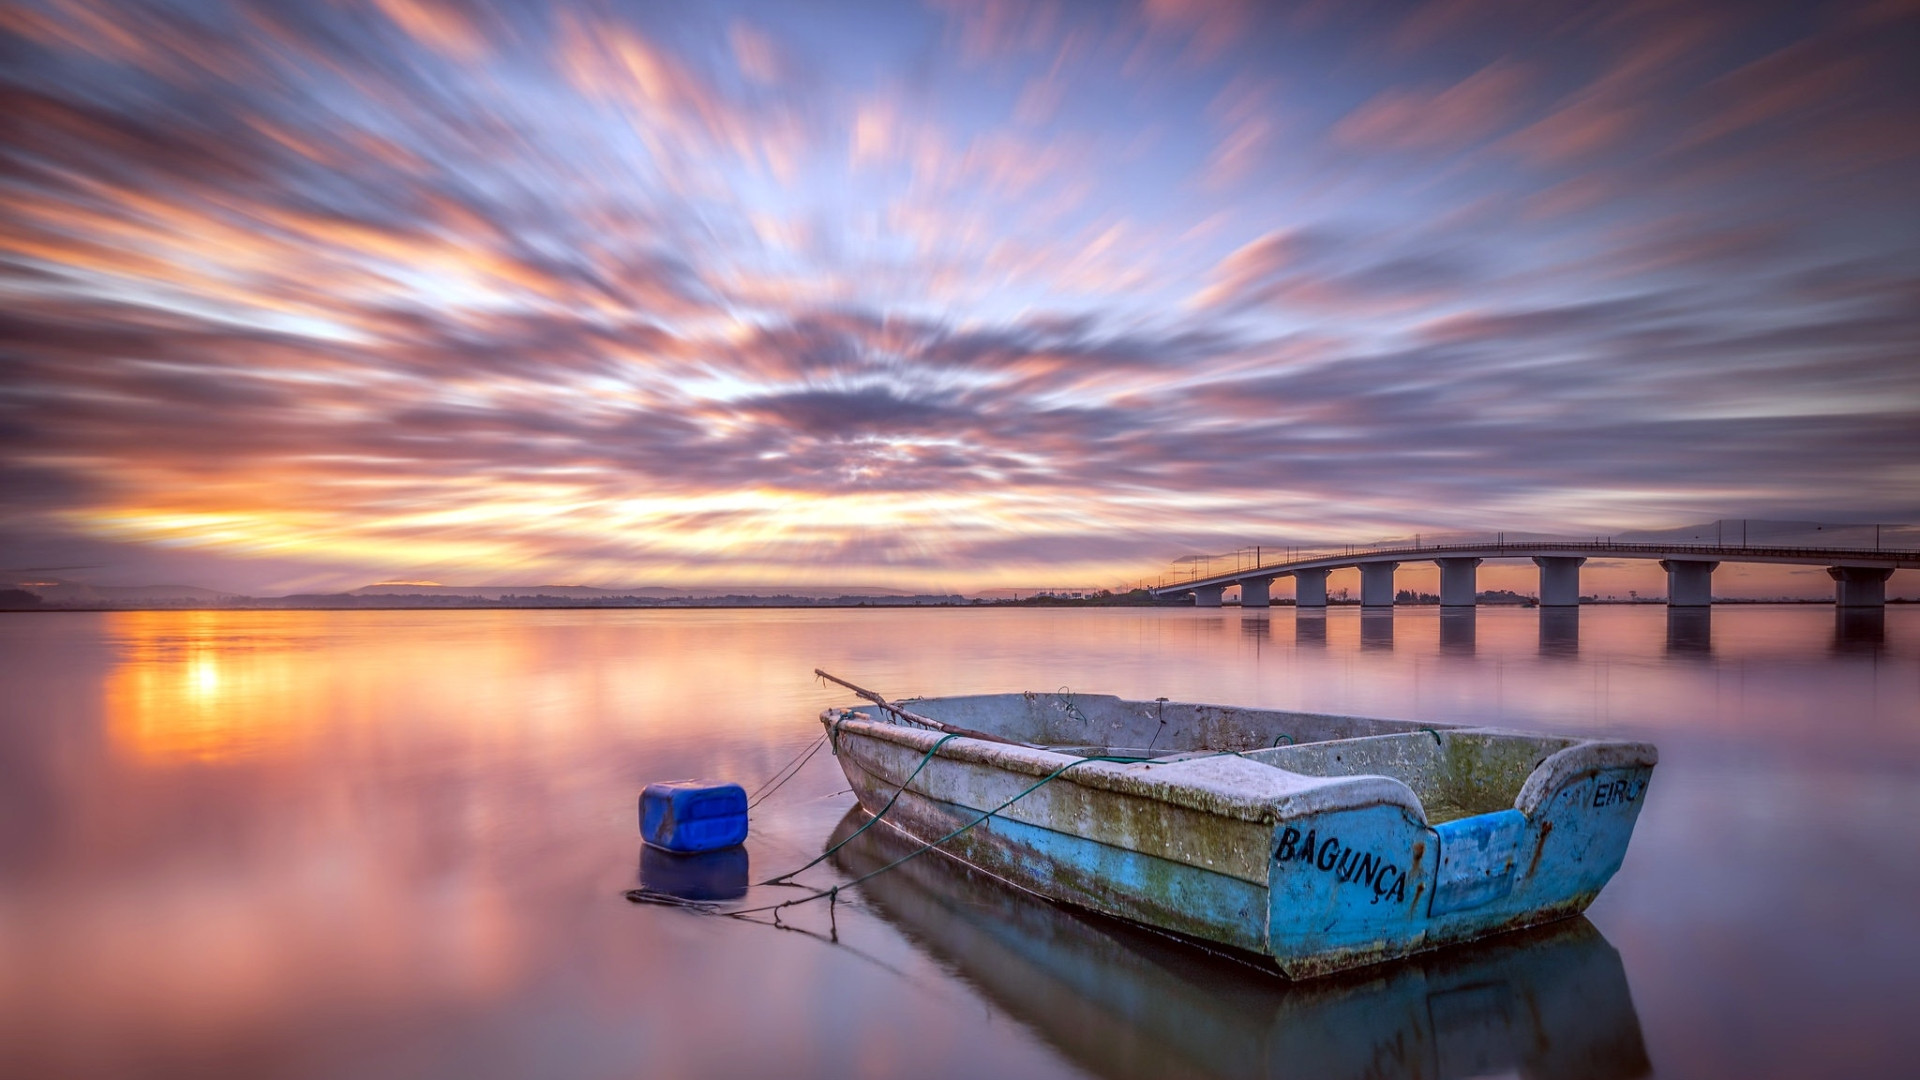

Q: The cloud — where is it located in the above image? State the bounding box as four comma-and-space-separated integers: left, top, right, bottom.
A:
0, 0, 1916, 591
1194, 226, 1479, 315
729, 385, 974, 438
1333, 60, 1531, 152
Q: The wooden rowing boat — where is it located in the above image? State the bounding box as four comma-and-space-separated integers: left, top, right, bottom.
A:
819, 682, 1655, 978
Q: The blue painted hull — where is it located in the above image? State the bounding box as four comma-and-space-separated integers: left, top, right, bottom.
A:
823, 692, 1655, 978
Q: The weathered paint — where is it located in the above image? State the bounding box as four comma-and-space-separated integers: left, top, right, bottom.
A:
1421, 763, 1654, 952
838, 729, 1276, 885
1432, 809, 1526, 915
840, 744, 1271, 951
820, 692, 1657, 978
1266, 803, 1436, 977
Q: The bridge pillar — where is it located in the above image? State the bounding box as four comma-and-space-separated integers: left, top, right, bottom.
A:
1360, 562, 1399, 609
1239, 576, 1277, 608
1828, 566, 1894, 608
1293, 568, 1330, 608
1660, 560, 1718, 607
1435, 558, 1481, 607
1192, 584, 1225, 608
1532, 556, 1586, 607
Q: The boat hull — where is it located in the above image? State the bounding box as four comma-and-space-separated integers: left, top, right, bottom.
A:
837, 734, 1272, 952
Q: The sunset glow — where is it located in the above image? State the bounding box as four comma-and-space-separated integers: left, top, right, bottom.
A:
2, 0, 1916, 594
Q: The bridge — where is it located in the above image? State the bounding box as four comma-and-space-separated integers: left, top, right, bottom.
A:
1147, 540, 1919, 609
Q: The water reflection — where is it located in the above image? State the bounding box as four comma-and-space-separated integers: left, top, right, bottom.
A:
102, 611, 318, 763
829, 810, 1650, 1080
5, 606, 1918, 1078
1665, 608, 1713, 657
1359, 610, 1395, 650
1538, 609, 1580, 658
638, 845, 750, 901
1832, 608, 1886, 655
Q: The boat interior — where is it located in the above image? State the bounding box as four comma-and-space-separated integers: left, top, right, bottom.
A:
892, 692, 1583, 825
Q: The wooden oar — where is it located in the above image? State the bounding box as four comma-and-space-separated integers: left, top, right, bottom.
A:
814, 669, 1036, 748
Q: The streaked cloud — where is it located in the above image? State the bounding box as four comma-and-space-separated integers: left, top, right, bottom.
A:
0, 0, 1916, 593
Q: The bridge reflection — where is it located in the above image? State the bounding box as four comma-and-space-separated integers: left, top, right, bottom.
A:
1360, 610, 1394, 650
1209, 605, 1906, 659
1666, 609, 1713, 657
1439, 608, 1476, 654
1539, 609, 1580, 658
1832, 608, 1886, 655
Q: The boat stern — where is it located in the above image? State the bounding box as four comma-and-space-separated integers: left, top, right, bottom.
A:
1260, 732, 1657, 977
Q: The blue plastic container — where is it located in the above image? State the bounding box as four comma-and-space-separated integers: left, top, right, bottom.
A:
639, 779, 748, 853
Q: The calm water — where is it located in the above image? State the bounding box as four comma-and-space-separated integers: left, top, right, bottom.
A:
1, 605, 1916, 1078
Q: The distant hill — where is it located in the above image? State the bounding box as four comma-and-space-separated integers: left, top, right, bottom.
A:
12, 581, 236, 605
1, 576, 972, 609
348, 582, 959, 600
351, 583, 687, 599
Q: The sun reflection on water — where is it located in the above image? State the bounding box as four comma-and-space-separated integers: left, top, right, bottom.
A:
103, 612, 304, 764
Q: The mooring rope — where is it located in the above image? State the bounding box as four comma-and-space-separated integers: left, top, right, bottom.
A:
629, 685, 1262, 945
745, 733, 829, 809
759, 733, 961, 886
628, 735, 1161, 923
653, 749, 1149, 921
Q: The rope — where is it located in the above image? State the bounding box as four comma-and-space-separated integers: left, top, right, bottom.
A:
759, 733, 960, 885
628, 744, 1157, 919
712, 750, 1148, 918
629, 697, 1255, 936
745, 733, 830, 809
1054, 687, 1088, 725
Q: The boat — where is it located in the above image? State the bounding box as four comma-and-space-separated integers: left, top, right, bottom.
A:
826, 807, 1652, 1080
816, 674, 1656, 978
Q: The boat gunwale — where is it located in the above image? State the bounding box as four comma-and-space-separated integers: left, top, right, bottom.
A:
824, 696, 1657, 829
826, 707, 1421, 824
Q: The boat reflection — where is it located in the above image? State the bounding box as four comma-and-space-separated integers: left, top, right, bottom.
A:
828, 809, 1651, 1080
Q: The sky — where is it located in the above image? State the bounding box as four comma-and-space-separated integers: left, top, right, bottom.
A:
1, 0, 1917, 596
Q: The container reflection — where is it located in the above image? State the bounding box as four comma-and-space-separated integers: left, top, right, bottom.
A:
827, 809, 1651, 1080
639, 844, 750, 901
